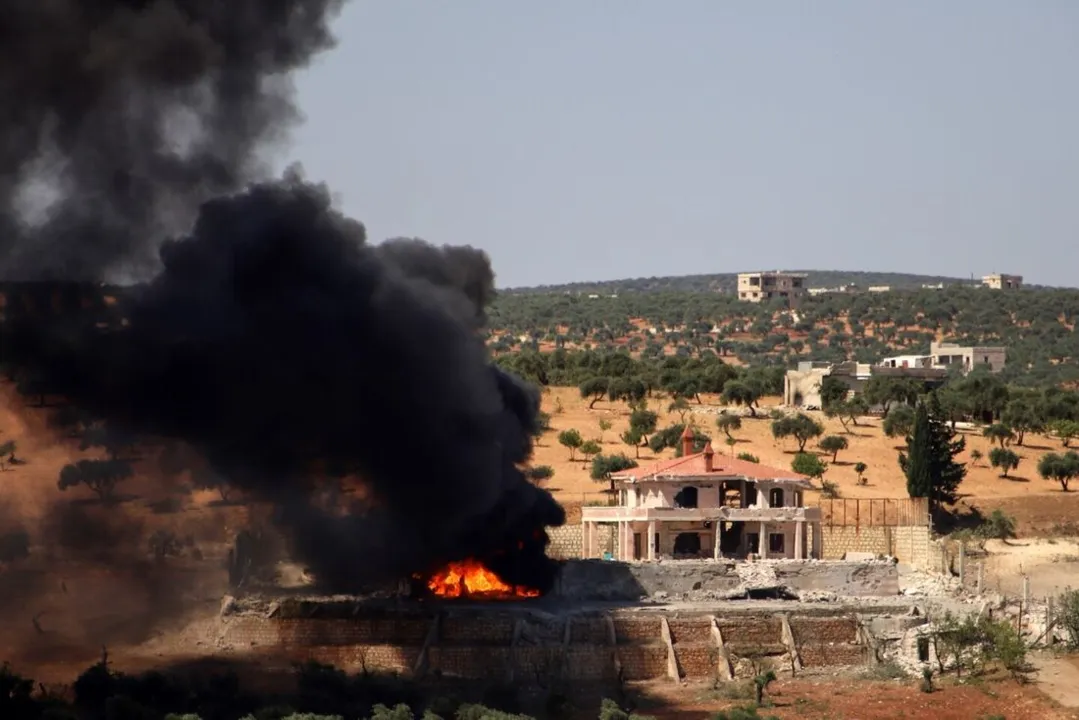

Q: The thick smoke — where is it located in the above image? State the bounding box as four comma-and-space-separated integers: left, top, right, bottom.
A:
0, 0, 345, 282
0, 1, 564, 596
8, 176, 566, 592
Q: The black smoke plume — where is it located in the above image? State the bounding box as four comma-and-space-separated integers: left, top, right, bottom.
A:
6, 175, 566, 592
0, 0, 346, 282
0, 0, 564, 594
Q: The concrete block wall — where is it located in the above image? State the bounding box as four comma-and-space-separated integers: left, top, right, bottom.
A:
819, 527, 891, 559
547, 524, 584, 559
818, 525, 932, 570
892, 526, 932, 570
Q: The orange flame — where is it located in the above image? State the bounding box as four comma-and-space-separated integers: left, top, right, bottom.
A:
425, 558, 540, 599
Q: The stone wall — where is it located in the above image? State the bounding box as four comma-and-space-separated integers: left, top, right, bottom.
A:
818, 525, 932, 570
216, 606, 872, 684
547, 524, 585, 559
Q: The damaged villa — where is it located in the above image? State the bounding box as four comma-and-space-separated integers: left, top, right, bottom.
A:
582, 427, 822, 562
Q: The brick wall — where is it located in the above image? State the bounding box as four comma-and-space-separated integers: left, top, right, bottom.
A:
819, 525, 932, 570
570, 618, 609, 644
788, 617, 863, 667
714, 616, 781, 648
613, 617, 662, 644
217, 609, 872, 683
618, 645, 668, 680
440, 616, 514, 645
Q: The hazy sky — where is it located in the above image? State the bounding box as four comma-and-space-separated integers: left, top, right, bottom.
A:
285, 1, 1079, 288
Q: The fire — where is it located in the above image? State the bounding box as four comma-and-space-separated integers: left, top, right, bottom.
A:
425, 558, 540, 599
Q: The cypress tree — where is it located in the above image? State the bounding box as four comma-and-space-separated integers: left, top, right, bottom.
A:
899, 394, 967, 513
901, 403, 934, 501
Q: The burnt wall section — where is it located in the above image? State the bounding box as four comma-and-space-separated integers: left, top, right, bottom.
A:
217, 603, 873, 684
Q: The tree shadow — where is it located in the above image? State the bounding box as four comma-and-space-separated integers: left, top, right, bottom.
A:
847, 432, 877, 438
1003, 475, 1030, 483
1020, 443, 1052, 451
146, 496, 185, 514
207, 497, 245, 508
935, 505, 986, 535
68, 493, 140, 507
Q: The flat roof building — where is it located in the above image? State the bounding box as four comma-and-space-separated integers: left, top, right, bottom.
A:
982, 274, 1023, 290
737, 271, 807, 304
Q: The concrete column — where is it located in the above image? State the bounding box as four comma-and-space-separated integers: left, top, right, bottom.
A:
713, 522, 722, 560
647, 520, 656, 561
584, 522, 592, 559
794, 521, 803, 560
759, 521, 768, 559
812, 523, 822, 559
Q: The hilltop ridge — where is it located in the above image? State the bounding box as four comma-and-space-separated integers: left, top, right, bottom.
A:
504, 270, 1049, 295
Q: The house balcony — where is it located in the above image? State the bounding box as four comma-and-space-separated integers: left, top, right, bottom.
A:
579, 505, 822, 524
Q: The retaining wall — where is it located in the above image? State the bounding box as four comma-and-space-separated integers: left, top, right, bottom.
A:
217, 605, 870, 683
554, 559, 900, 601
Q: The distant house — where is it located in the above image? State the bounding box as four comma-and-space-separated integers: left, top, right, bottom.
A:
982, 274, 1023, 290
784, 360, 949, 408
737, 271, 808, 304
929, 341, 1006, 374
580, 428, 821, 561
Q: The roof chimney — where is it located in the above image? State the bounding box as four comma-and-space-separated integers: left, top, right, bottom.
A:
703, 441, 715, 472
681, 425, 695, 458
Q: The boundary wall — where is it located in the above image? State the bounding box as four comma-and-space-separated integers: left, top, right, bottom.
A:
218, 604, 873, 683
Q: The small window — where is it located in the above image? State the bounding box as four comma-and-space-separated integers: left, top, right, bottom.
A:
917, 637, 930, 662
769, 533, 785, 554
769, 488, 784, 508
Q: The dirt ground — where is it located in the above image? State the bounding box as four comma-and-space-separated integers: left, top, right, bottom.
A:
532, 386, 1077, 526
5, 380, 1079, 718
637, 669, 1077, 720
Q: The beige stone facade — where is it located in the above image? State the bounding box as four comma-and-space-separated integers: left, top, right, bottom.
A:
736, 271, 807, 303
982, 273, 1023, 290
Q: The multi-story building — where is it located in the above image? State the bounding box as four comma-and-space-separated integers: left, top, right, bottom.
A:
929, 341, 1007, 374
580, 428, 821, 561
736, 271, 808, 304
982, 274, 1023, 290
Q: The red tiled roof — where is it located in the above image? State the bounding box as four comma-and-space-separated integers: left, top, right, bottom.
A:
615, 450, 807, 482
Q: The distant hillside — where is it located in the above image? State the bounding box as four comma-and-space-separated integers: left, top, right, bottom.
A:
505, 270, 975, 295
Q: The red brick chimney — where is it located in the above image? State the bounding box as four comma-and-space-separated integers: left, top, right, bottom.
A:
681, 425, 695, 457
703, 441, 715, 472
